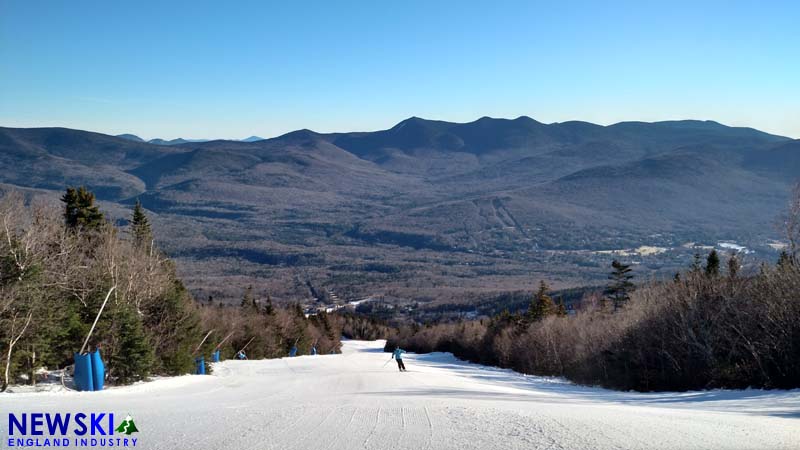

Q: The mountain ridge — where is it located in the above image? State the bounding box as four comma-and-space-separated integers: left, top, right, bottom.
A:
0, 117, 796, 304
110, 116, 790, 150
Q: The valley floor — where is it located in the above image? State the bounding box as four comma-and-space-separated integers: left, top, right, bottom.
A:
3, 340, 799, 450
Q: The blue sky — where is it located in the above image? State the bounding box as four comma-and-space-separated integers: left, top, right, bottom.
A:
1, 1, 798, 139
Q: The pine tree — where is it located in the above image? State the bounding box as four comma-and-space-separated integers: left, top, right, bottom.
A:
555, 298, 568, 317
288, 303, 311, 356
492, 309, 513, 326
727, 252, 740, 279
109, 304, 153, 384
130, 200, 153, 248
61, 187, 104, 230
758, 261, 770, 277
240, 285, 257, 311
777, 250, 794, 271
527, 280, 556, 321
61, 188, 78, 226
705, 250, 720, 277
605, 260, 634, 311
315, 311, 336, 347
143, 278, 201, 376
690, 253, 703, 273
263, 294, 276, 316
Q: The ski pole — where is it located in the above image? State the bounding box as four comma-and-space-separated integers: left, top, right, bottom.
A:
382, 357, 393, 368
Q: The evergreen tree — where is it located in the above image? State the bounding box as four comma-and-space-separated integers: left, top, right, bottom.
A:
292, 303, 305, 318
605, 260, 634, 311
61, 188, 78, 227
705, 250, 720, 277
690, 252, 703, 273
777, 250, 794, 271
315, 311, 337, 348
130, 200, 153, 248
263, 294, 276, 316
555, 298, 568, 317
492, 309, 510, 324
61, 187, 104, 230
758, 261, 770, 277
143, 279, 201, 375
288, 303, 311, 355
109, 304, 153, 384
527, 280, 556, 321
240, 285, 257, 311
727, 252, 740, 279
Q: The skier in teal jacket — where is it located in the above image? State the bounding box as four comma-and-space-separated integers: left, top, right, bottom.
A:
392, 347, 407, 372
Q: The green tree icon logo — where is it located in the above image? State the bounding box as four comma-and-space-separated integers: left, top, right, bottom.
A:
114, 415, 139, 435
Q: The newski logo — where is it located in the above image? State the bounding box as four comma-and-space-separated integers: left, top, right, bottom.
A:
7, 412, 139, 448
114, 416, 138, 436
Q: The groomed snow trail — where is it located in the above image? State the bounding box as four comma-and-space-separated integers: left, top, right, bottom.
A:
4, 340, 799, 449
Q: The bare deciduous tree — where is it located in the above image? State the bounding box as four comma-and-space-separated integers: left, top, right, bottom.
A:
2, 311, 33, 391
784, 182, 800, 263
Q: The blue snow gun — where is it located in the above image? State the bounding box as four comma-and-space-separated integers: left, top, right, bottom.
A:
195, 356, 206, 375
73, 350, 105, 391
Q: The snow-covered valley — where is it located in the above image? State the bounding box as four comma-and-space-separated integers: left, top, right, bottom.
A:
3, 340, 799, 449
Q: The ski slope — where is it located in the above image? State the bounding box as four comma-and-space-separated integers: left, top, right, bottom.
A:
4, 340, 799, 449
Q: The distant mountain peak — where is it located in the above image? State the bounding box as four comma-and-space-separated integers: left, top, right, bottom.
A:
513, 115, 540, 124
392, 116, 427, 129
116, 133, 144, 142
276, 129, 321, 142
148, 138, 210, 146
241, 136, 264, 142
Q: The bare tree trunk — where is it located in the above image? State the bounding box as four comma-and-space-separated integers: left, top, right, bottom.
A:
2, 312, 33, 392
29, 345, 36, 387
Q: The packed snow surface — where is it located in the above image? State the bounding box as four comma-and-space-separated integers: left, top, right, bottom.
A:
4, 340, 799, 449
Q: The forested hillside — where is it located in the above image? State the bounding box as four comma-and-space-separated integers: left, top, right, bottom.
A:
0, 119, 797, 306
0, 188, 342, 389
386, 186, 800, 391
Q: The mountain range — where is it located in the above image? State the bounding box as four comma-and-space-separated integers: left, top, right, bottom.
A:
116, 134, 265, 145
1, 117, 796, 305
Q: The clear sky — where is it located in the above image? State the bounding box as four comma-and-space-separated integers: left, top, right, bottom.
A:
1, 1, 798, 139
